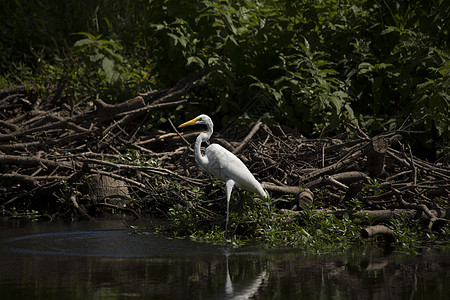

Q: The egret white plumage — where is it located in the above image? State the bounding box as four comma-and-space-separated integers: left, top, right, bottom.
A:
178, 114, 268, 231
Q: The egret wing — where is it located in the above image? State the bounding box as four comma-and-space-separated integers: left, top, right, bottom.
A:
204, 144, 265, 196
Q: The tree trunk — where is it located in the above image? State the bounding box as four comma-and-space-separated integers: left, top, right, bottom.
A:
366, 136, 388, 177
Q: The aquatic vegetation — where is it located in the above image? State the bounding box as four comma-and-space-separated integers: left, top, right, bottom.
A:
2, 207, 40, 222
165, 195, 357, 250
163, 189, 450, 251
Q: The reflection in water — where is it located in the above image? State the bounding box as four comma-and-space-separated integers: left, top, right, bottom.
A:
225, 251, 234, 296
0, 220, 449, 299
224, 250, 268, 299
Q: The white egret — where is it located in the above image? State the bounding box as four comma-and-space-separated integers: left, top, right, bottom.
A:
178, 114, 268, 231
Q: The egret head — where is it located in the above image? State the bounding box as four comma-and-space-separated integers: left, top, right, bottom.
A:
178, 114, 212, 128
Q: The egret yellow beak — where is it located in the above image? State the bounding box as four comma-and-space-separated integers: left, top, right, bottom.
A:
178, 117, 200, 128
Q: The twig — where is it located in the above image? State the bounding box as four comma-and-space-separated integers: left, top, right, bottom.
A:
300, 142, 368, 183
347, 123, 370, 140
80, 157, 203, 185
321, 142, 326, 168
408, 145, 417, 185
70, 194, 91, 219
233, 117, 262, 154
168, 118, 192, 149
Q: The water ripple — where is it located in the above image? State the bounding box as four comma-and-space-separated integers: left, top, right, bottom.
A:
6, 229, 221, 258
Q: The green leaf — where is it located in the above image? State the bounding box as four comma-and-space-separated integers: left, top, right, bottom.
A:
186, 56, 205, 67
380, 26, 398, 35
416, 80, 434, 90
90, 53, 104, 62
167, 33, 180, 46
329, 95, 343, 113
73, 32, 99, 40
222, 13, 237, 35
345, 103, 355, 120
208, 57, 219, 65
73, 39, 92, 48
102, 57, 119, 83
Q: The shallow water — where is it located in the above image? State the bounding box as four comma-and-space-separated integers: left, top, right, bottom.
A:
0, 219, 448, 299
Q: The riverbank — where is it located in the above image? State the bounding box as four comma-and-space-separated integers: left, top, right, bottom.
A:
0, 81, 449, 248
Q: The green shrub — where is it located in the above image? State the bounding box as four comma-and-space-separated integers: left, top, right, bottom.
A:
1, 0, 448, 155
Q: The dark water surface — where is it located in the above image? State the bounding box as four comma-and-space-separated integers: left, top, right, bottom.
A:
0, 219, 448, 299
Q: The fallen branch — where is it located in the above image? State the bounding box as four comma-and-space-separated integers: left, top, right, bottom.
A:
70, 194, 91, 220
0, 154, 76, 169
361, 225, 396, 243
233, 118, 262, 154
300, 142, 368, 183
263, 183, 303, 195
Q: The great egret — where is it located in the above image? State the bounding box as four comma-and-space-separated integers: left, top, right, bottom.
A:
178, 114, 268, 231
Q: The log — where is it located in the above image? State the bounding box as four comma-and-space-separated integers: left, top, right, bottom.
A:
361, 225, 396, 243
343, 181, 365, 201
297, 188, 314, 209
366, 135, 388, 177
263, 183, 303, 194
84, 174, 130, 205
331, 171, 370, 185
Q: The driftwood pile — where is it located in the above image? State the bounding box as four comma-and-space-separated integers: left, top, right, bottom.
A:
227, 117, 450, 236
0, 70, 449, 238
0, 69, 208, 219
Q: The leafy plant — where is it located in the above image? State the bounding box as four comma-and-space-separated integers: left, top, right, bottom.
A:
129, 225, 150, 235
167, 194, 364, 250
2, 0, 448, 156
122, 149, 162, 167
73, 32, 125, 84
362, 179, 384, 196
2, 207, 40, 222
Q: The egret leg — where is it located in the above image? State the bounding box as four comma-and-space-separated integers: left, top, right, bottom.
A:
224, 179, 235, 232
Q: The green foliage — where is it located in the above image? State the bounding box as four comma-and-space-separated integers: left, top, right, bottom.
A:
166, 194, 364, 250
362, 178, 384, 196
388, 216, 450, 254
2, 207, 40, 222
167, 186, 219, 237
166, 191, 450, 250
73, 32, 125, 84
121, 149, 162, 167
129, 225, 151, 235
240, 201, 364, 249
1, 0, 448, 152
